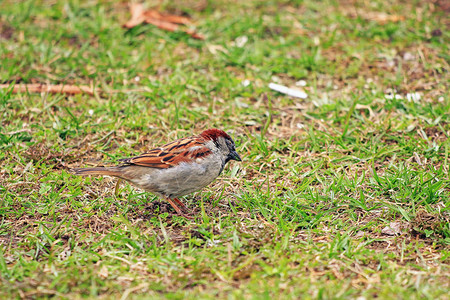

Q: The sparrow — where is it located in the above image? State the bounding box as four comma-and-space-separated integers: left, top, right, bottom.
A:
71, 129, 241, 218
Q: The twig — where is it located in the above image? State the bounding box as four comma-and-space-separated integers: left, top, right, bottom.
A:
0, 83, 96, 95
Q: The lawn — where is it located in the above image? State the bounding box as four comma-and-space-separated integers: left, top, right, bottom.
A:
0, 0, 449, 298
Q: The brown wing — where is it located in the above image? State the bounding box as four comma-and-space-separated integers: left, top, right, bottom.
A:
118, 137, 212, 169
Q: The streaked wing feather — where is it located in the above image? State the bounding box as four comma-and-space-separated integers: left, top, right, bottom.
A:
118, 137, 212, 168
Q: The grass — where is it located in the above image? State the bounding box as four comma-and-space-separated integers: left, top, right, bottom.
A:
0, 0, 449, 298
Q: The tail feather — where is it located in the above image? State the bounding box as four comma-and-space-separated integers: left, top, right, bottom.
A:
70, 167, 122, 177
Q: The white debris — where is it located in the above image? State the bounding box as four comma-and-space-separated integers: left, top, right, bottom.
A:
97, 265, 109, 279
313, 36, 320, 46
206, 239, 219, 247
88, 109, 94, 116
403, 52, 415, 61
386, 59, 395, 68
241, 79, 251, 87
234, 36, 248, 48
406, 92, 421, 103
268, 83, 307, 99
207, 44, 228, 55
271, 75, 281, 83
413, 152, 422, 165
295, 80, 307, 87
134, 76, 140, 82
364, 76, 374, 89
313, 94, 330, 107
381, 221, 403, 236
406, 124, 416, 132
354, 231, 365, 239
235, 98, 249, 108
384, 93, 403, 100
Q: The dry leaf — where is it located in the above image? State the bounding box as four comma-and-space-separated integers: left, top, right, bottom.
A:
207, 44, 228, 55
97, 265, 109, 279
365, 12, 405, 24
346, 10, 405, 25
144, 9, 191, 25
381, 221, 403, 236
0, 83, 96, 95
123, 3, 204, 40
123, 3, 147, 28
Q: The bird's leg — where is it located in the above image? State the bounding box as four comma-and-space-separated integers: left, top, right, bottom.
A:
173, 198, 188, 213
165, 197, 183, 214
165, 197, 193, 219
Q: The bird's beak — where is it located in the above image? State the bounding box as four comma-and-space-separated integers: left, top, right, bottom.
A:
230, 151, 242, 162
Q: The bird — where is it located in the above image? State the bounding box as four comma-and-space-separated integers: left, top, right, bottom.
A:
71, 129, 241, 218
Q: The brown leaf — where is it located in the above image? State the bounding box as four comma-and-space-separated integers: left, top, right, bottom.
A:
345, 10, 405, 25
123, 3, 147, 29
381, 221, 404, 236
145, 18, 179, 33
123, 3, 204, 40
144, 10, 191, 25
97, 265, 109, 279
145, 18, 204, 40
0, 83, 96, 95
364, 12, 405, 24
